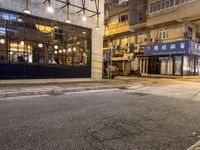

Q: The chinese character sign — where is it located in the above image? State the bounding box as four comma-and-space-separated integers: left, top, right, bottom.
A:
144, 40, 190, 56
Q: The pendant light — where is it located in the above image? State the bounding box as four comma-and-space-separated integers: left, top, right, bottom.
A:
24, 0, 32, 14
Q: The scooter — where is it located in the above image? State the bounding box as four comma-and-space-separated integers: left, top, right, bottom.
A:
128, 69, 142, 77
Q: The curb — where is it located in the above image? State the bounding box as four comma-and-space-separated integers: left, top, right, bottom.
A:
0, 86, 126, 98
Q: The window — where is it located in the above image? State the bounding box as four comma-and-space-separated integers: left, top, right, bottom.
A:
137, 12, 144, 22
0, 9, 91, 66
158, 28, 169, 40
119, 14, 128, 22
149, 0, 176, 13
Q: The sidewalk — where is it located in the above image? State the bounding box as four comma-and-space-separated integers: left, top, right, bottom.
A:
0, 78, 143, 98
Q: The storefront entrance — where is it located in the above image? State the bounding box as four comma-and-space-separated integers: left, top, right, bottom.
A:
160, 57, 173, 75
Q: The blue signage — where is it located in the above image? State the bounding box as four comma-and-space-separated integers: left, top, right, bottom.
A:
189, 41, 200, 56
144, 40, 190, 56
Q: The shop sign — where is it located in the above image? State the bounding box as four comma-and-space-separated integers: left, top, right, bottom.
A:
189, 41, 200, 56
144, 40, 189, 56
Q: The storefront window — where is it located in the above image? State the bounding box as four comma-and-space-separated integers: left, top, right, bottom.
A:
0, 9, 91, 66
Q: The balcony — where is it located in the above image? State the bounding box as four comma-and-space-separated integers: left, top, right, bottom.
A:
106, 21, 130, 36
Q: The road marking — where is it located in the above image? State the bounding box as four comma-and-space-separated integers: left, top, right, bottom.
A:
63, 88, 119, 95
187, 141, 200, 150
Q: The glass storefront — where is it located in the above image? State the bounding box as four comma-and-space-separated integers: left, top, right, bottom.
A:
0, 9, 92, 79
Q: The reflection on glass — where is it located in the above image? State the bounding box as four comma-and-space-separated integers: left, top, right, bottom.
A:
0, 9, 91, 66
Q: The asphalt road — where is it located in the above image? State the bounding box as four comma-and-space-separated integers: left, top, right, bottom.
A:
0, 80, 200, 150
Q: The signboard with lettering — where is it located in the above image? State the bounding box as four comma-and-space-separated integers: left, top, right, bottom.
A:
189, 41, 200, 56
144, 40, 200, 56
144, 40, 190, 56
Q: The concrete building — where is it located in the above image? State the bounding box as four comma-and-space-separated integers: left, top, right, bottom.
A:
104, 0, 148, 76
141, 0, 200, 76
0, 0, 104, 79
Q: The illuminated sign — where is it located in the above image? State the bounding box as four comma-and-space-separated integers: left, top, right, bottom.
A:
144, 40, 200, 56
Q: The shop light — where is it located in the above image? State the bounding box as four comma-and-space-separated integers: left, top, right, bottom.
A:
73, 47, 76, 51
68, 48, 72, 52
95, 26, 100, 30
54, 50, 58, 54
82, 15, 87, 21
20, 41, 25, 46
24, 0, 32, 14
53, 25, 59, 29
0, 39, 5, 44
38, 43, 43, 48
17, 18, 23, 23
54, 45, 58, 49
59, 49, 62, 53
63, 49, 66, 53
65, 19, 71, 23
24, 9, 31, 14
82, 31, 86, 34
65, 4, 71, 23
47, 6, 54, 14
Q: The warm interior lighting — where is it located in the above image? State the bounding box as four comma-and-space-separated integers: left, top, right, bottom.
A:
59, 49, 62, 53
54, 50, 58, 54
63, 49, 66, 53
73, 47, 76, 51
0, 39, 5, 44
68, 48, 72, 52
54, 45, 58, 49
20, 41, 25, 46
38, 43, 43, 48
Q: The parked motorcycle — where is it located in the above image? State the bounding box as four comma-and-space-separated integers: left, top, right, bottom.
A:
128, 69, 142, 77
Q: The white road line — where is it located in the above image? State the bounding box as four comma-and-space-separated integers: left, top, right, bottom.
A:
187, 141, 200, 150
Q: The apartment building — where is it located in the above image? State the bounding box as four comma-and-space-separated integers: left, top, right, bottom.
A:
142, 0, 200, 76
104, 0, 148, 76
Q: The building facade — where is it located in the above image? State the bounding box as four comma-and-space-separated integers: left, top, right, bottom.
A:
104, 0, 148, 76
104, 0, 200, 76
142, 0, 200, 76
0, 0, 104, 79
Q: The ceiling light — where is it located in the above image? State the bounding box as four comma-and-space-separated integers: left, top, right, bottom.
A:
82, 31, 86, 34
63, 49, 66, 53
38, 43, 43, 48
95, 26, 100, 30
59, 49, 62, 53
54, 50, 58, 54
17, 18, 23, 22
24, 0, 32, 14
68, 48, 72, 52
47, 6, 54, 14
65, 19, 71, 23
24, 9, 31, 14
0, 39, 5, 44
54, 45, 58, 49
73, 47, 76, 51
20, 41, 24, 46
82, 15, 87, 21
